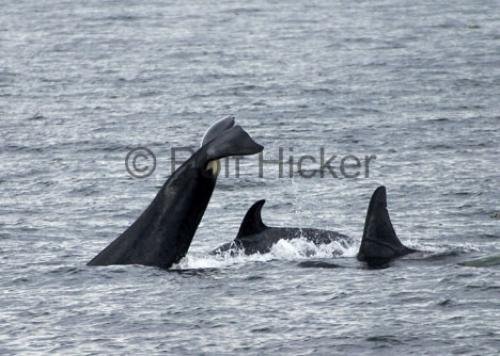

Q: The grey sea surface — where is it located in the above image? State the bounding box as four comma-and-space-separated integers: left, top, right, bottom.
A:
1, 0, 499, 354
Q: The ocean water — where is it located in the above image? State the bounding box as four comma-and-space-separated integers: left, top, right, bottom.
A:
1, 0, 499, 354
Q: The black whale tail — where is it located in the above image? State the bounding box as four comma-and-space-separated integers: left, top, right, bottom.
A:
357, 186, 416, 267
201, 116, 236, 146
237, 199, 267, 239
201, 116, 263, 162
88, 117, 263, 268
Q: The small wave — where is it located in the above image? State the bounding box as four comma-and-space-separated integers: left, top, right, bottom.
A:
26, 113, 46, 121
427, 117, 451, 123
437, 298, 454, 307
426, 143, 454, 150
459, 255, 500, 268
410, 242, 480, 261
491, 212, 500, 220
47, 266, 84, 275
98, 15, 143, 22
223, 7, 262, 15
365, 335, 403, 345
298, 261, 342, 269
168, 268, 221, 277
1, 144, 45, 154
69, 184, 100, 197
301, 88, 335, 95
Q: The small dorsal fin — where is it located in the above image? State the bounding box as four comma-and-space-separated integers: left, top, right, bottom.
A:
236, 200, 267, 239
357, 186, 414, 265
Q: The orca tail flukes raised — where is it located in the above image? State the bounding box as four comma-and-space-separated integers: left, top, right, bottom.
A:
201, 116, 235, 146
202, 119, 263, 162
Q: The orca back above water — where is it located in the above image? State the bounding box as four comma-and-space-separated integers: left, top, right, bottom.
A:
212, 200, 352, 255
88, 117, 263, 269
357, 186, 416, 267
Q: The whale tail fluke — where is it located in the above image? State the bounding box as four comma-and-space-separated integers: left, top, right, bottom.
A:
202, 118, 263, 162
357, 186, 416, 267
88, 117, 263, 268
201, 116, 235, 146
237, 200, 267, 239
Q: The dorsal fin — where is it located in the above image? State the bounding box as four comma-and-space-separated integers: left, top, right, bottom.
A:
236, 200, 267, 239
201, 116, 235, 146
357, 186, 414, 266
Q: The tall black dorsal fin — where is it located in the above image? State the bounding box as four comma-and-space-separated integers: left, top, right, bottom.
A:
357, 186, 414, 265
236, 200, 267, 239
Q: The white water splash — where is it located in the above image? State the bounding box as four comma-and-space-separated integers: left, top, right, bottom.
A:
175, 237, 355, 269
174, 238, 484, 269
